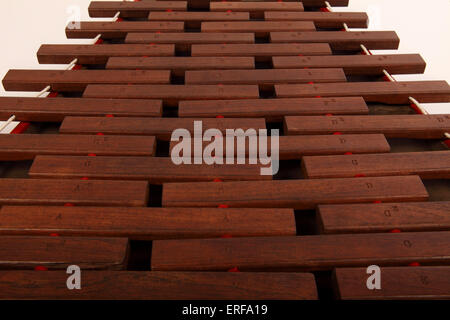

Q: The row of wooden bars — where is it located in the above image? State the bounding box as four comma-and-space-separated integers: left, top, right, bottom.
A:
0, 0, 448, 300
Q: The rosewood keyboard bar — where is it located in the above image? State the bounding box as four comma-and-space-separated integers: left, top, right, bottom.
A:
202, 21, 316, 37
273, 54, 426, 75
59, 117, 266, 140
0, 236, 129, 270
168, 0, 348, 10
178, 97, 369, 121
162, 176, 428, 208
0, 206, 295, 240
278, 134, 390, 159
125, 33, 255, 53
284, 115, 450, 139
209, 2, 304, 19
106, 57, 255, 77
270, 31, 400, 50
334, 267, 450, 300
300, 0, 349, 7
191, 43, 332, 61
317, 202, 450, 234
302, 151, 450, 179
276, 81, 450, 103
2, 70, 170, 92
83, 85, 260, 106
66, 21, 185, 39
0, 271, 317, 300
0, 97, 162, 121
88, 1, 187, 18
151, 231, 450, 271
169, 134, 391, 160
0, 134, 156, 160
185, 68, 347, 85
0, 179, 149, 207
29, 156, 271, 183
148, 12, 250, 28
264, 12, 369, 28
37, 44, 175, 65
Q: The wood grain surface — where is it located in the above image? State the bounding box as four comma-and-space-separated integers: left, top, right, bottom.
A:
270, 31, 400, 50
0, 236, 129, 270
151, 231, 450, 271
0, 179, 149, 207
59, 117, 266, 140
276, 81, 450, 103
37, 44, 175, 64
0, 97, 162, 121
334, 267, 450, 300
303, 150, 450, 179
179, 97, 368, 120
285, 114, 450, 138
0, 134, 156, 160
29, 156, 271, 182
273, 54, 426, 75
318, 202, 450, 233
265, 11, 368, 28
0, 271, 317, 300
88, 1, 187, 18
66, 21, 185, 39
162, 176, 428, 208
2, 70, 170, 92
0, 206, 295, 240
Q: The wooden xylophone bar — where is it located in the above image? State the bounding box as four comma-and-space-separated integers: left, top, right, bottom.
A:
0, 0, 449, 301
37, 44, 176, 65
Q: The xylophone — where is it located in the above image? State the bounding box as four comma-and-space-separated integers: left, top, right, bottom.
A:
0, 0, 449, 301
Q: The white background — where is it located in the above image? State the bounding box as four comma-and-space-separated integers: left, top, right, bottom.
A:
0, 0, 449, 114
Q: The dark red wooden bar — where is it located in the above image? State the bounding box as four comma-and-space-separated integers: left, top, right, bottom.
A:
285, 115, 450, 139
162, 176, 428, 208
60, 116, 266, 140
270, 31, 400, 50
169, 134, 391, 160
66, 21, 185, 39
0, 179, 149, 207
148, 12, 250, 28
335, 267, 450, 300
37, 44, 175, 65
303, 151, 450, 179
0, 206, 295, 240
29, 155, 271, 183
83, 85, 260, 106
151, 231, 449, 271
276, 81, 450, 104
191, 43, 332, 60
301, 0, 349, 7
210, 2, 304, 19
202, 21, 316, 37
0, 236, 129, 270
125, 32, 255, 52
2, 70, 170, 92
106, 57, 255, 76
318, 202, 450, 234
0, 271, 318, 300
179, 97, 368, 120
162, 0, 348, 10
185, 68, 347, 85
265, 11, 368, 28
0, 97, 162, 121
273, 54, 426, 75
0, 134, 156, 160
89, 1, 187, 18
